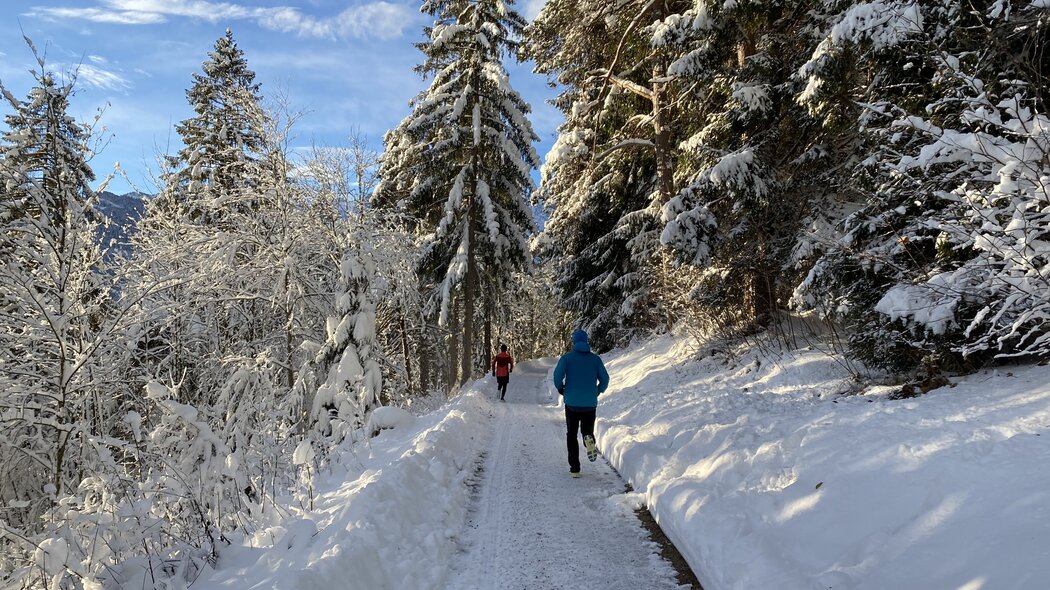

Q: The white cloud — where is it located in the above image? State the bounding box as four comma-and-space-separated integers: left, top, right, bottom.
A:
103, 0, 253, 21
256, 3, 413, 40
329, 3, 413, 40
66, 63, 133, 92
29, 7, 167, 25
28, 0, 416, 40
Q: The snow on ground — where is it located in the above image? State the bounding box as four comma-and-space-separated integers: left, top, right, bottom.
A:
191, 331, 1050, 590
598, 334, 1050, 590
192, 360, 681, 590
192, 387, 490, 589
447, 359, 681, 590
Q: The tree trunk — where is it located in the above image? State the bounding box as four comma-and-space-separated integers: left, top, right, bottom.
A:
483, 283, 492, 371
284, 270, 294, 391
737, 37, 756, 67
461, 54, 484, 387
53, 234, 71, 497
448, 296, 460, 391
418, 313, 430, 394
54, 341, 71, 497
53, 386, 68, 497
399, 312, 413, 392
496, 290, 504, 353
734, 29, 776, 326
526, 301, 534, 358
651, 59, 674, 205
751, 237, 777, 326
461, 217, 476, 386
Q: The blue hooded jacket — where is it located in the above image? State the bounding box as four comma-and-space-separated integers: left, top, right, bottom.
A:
553, 329, 610, 409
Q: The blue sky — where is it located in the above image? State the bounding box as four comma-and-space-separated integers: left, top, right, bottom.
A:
0, 0, 559, 194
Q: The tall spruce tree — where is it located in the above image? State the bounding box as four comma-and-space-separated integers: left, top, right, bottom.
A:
128, 29, 278, 403
375, 0, 539, 384
115, 36, 347, 577
524, 0, 690, 348
654, 1, 848, 329
163, 28, 267, 219
0, 61, 111, 526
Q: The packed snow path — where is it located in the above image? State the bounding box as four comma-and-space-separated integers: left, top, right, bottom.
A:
448, 359, 685, 590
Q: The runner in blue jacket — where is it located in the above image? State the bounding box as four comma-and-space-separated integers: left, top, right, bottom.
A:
553, 329, 610, 477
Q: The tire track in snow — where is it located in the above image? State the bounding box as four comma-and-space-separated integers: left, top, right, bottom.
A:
448, 360, 685, 590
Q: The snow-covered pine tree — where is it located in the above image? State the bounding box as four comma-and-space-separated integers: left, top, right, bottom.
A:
0, 56, 112, 535
125, 29, 285, 406
304, 235, 382, 442
110, 35, 355, 579
524, 0, 688, 348
375, 0, 539, 383
654, 1, 850, 331
795, 0, 1050, 370
163, 28, 267, 219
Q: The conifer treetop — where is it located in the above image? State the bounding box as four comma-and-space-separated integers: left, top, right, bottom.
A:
166, 28, 267, 196
376, 0, 539, 326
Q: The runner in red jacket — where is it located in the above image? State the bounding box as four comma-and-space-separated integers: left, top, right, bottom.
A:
491, 344, 514, 402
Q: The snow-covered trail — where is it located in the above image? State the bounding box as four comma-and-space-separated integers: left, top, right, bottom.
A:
448, 359, 684, 590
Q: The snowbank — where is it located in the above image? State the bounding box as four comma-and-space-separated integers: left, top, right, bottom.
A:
192, 389, 489, 590
598, 334, 1050, 589
367, 405, 416, 433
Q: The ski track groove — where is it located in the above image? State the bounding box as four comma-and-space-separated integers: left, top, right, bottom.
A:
482, 399, 513, 589
448, 360, 684, 590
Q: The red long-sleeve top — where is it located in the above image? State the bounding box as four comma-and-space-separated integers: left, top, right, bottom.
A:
492, 352, 514, 377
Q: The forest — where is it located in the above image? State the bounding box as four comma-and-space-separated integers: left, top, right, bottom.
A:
1, 0, 1048, 587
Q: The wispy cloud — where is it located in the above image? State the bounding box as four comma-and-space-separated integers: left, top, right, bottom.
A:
62, 62, 133, 92
31, 6, 166, 25
28, 0, 415, 40
283, 3, 413, 40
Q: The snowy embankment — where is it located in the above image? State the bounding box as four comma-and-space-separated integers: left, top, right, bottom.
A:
192, 388, 489, 589
597, 335, 1050, 590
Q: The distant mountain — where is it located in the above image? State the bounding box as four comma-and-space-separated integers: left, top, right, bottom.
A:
96, 190, 147, 255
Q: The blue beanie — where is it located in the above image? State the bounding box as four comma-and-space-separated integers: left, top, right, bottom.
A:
571, 329, 588, 343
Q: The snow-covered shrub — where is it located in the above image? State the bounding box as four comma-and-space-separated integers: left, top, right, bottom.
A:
30, 474, 174, 590
367, 406, 415, 437
143, 380, 236, 559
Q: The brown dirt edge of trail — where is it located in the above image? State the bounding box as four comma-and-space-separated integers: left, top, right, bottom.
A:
613, 463, 704, 589
633, 505, 705, 590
